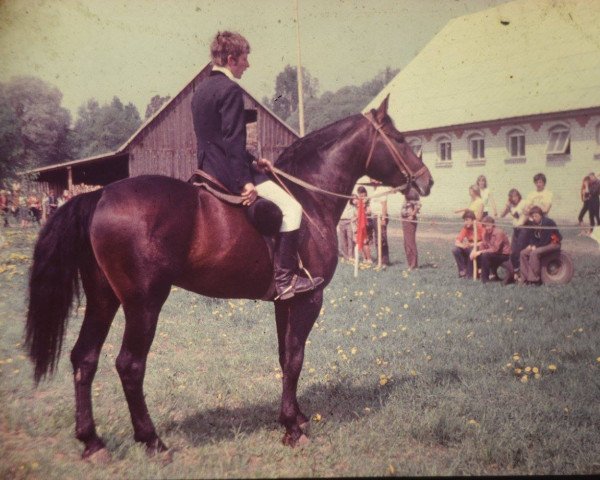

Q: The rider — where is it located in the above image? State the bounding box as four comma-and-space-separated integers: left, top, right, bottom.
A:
191, 31, 323, 300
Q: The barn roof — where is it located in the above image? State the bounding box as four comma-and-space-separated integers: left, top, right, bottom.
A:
26, 63, 297, 175
365, 0, 600, 132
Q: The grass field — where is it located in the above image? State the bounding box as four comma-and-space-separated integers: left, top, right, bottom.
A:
1, 223, 599, 478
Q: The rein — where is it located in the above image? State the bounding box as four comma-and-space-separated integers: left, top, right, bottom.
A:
363, 111, 429, 188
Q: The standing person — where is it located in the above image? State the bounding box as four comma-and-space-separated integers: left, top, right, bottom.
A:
587, 172, 600, 233
577, 175, 591, 235
524, 173, 553, 215
354, 186, 373, 264
476, 175, 498, 217
27, 191, 42, 226
519, 206, 562, 285
455, 184, 484, 221
469, 216, 510, 283
452, 210, 484, 279
46, 189, 58, 219
191, 31, 322, 300
500, 188, 527, 283
370, 180, 390, 267
400, 189, 421, 270
57, 189, 72, 208
337, 197, 355, 261
0, 190, 10, 227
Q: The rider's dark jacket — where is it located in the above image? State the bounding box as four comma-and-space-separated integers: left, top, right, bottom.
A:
191, 70, 267, 194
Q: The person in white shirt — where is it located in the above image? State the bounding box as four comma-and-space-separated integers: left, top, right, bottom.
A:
500, 188, 527, 283
524, 172, 553, 215
337, 197, 356, 261
369, 181, 390, 266
476, 175, 498, 217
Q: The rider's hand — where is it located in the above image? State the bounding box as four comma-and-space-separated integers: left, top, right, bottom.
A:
241, 183, 257, 206
256, 158, 273, 174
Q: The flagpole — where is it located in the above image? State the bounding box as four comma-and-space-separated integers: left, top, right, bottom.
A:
295, 0, 305, 137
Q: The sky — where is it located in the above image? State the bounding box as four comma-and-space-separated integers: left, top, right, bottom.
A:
0, 0, 511, 119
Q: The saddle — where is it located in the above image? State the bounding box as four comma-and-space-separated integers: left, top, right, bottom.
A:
189, 169, 282, 237
189, 169, 282, 300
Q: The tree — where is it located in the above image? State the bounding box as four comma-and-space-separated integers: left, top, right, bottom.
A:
0, 85, 24, 184
268, 65, 319, 121
145, 94, 171, 119
72, 96, 142, 158
1, 76, 72, 174
286, 67, 400, 133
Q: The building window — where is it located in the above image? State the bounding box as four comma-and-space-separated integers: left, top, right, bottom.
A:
469, 135, 485, 159
507, 129, 526, 157
437, 138, 452, 161
408, 138, 422, 157
546, 126, 570, 155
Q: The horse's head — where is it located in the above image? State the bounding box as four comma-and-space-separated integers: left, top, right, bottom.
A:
363, 95, 433, 197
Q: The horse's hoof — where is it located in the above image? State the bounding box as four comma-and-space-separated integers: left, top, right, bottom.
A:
299, 421, 310, 432
84, 447, 112, 464
282, 432, 310, 448
145, 438, 169, 457
297, 433, 310, 447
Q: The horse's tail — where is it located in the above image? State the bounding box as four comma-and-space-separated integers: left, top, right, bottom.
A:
25, 189, 103, 383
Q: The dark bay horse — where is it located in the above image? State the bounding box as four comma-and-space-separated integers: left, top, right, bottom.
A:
25, 97, 433, 459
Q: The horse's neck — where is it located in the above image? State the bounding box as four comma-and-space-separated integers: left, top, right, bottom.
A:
285, 125, 367, 229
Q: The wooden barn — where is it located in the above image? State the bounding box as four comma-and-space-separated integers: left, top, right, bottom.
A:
28, 63, 299, 193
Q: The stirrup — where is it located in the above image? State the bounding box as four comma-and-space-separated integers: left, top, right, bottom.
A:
274, 274, 299, 301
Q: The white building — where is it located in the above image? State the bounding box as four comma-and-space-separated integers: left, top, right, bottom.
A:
365, 0, 600, 221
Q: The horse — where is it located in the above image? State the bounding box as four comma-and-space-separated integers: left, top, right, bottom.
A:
25, 96, 433, 460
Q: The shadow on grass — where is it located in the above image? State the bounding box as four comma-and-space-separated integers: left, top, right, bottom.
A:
163, 380, 404, 446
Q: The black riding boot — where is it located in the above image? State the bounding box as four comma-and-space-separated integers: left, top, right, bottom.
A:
274, 230, 324, 301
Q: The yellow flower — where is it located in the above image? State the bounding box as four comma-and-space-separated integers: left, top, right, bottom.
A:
403, 304, 409, 309
532, 367, 539, 374
379, 374, 389, 386
548, 364, 557, 372
520, 375, 529, 383
351, 347, 357, 355
524, 366, 532, 373
467, 419, 479, 426
313, 413, 322, 422
534, 373, 541, 379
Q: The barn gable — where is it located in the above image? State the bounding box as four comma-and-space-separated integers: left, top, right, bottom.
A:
28, 63, 299, 190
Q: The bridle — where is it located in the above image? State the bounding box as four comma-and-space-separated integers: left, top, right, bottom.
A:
363, 111, 429, 191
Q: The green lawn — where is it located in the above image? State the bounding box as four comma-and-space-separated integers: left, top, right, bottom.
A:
1, 225, 599, 478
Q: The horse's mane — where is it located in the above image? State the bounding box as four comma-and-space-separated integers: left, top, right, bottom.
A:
275, 114, 363, 174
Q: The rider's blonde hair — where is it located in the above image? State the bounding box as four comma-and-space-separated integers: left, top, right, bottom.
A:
210, 31, 250, 66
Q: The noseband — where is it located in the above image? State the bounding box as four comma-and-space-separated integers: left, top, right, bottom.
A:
363, 112, 429, 190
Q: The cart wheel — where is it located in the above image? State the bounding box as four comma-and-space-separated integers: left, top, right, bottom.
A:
540, 251, 574, 285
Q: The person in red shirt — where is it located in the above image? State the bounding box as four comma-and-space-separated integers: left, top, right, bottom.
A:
469, 216, 510, 283
452, 210, 484, 278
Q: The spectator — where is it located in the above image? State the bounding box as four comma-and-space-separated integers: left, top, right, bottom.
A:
28, 191, 42, 226
337, 197, 355, 261
355, 186, 373, 264
524, 172, 553, 215
57, 189, 72, 208
0, 190, 10, 227
370, 180, 390, 267
400, 189, 421, 270
519, 206, 562, 285
500, 188, 527, 284
452, 210, 484, 279
577, 175, 591, 235
469, 216, 510, 283
476, 175, 498, 217
587, 172, 600, 233
455, 184, 484, 221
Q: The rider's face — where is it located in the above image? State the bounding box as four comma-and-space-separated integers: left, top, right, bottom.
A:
228, 53, 250, 79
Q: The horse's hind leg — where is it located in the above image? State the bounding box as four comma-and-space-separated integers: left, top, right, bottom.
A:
116, 286, 171, 455
276, 290, 323, 446
70, 264, 120, 460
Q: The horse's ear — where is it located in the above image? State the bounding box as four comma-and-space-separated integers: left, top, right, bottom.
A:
374, 94, 390, 123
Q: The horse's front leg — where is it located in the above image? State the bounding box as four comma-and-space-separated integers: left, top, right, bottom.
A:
276, 289, 322, 447
275, 302, 309, 431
